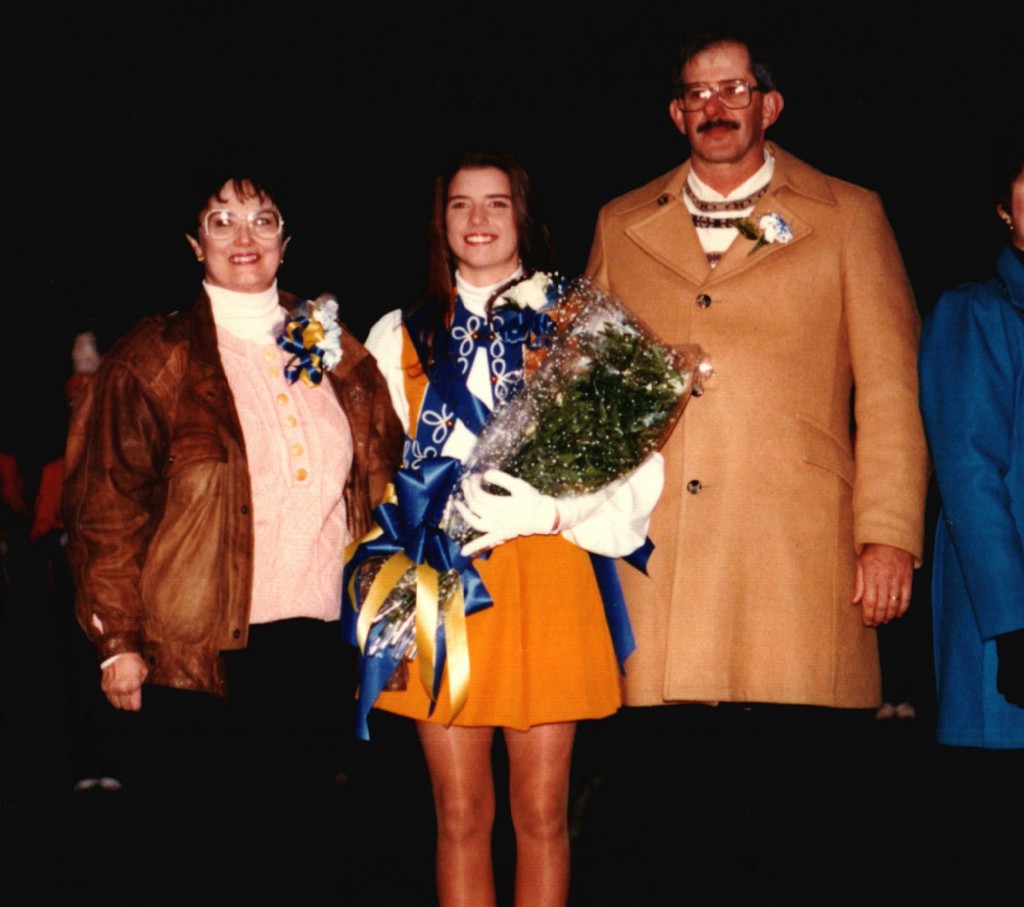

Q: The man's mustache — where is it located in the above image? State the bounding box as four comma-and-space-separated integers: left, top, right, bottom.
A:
697, 119, 739, 133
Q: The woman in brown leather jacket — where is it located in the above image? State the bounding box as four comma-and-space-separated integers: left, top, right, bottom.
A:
62, 167, 402, 816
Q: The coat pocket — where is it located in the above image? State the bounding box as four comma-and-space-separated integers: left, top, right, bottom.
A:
798, 414, 854, 488
164, 431, 228, 480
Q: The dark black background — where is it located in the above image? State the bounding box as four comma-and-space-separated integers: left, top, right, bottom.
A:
3, 0, 1022, 483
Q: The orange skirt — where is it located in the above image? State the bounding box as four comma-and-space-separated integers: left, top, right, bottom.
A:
373, 533, 622, 729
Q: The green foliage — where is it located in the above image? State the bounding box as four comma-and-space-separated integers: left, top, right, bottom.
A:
503, 322, 685, 495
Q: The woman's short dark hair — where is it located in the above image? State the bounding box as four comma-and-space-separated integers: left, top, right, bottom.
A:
182, 157, 291, 238
410, 150, 557, 362
671, 33, 777, 97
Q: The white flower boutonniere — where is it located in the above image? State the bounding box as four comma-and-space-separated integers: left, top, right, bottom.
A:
500, 271, 562, 311
733, 212, 794, 255
278, 293, 343, 386
308, 295, 343, 370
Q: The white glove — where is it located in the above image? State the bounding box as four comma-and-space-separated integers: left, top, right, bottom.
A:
550, 483, 619, 531
455, 470, 557, 557
454, 470, 614, 558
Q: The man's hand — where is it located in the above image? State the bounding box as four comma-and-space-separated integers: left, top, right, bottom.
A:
101, 652, 149, 711
852, 543, 914, 627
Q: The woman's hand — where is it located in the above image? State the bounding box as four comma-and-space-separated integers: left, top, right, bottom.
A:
455, 471, 559, 557
101, 652, 149, 712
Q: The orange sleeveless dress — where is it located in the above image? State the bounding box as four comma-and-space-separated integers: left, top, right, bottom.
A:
372, 328, 622, 729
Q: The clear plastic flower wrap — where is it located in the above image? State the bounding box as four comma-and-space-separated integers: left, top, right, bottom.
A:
354, 554, 463, 663
443, 275, 712, 546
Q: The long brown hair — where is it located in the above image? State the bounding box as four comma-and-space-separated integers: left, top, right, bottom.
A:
409, 150, 557, 364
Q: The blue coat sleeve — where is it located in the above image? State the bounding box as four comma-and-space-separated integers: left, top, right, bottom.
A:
919, 282, 1024, 640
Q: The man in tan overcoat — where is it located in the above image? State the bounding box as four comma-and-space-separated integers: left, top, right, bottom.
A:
587, 37, 928, 735
585, 33, 929, 716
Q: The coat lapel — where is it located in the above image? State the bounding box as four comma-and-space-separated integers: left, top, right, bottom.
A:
625, 145, 837, 289
624, 163, 715, 287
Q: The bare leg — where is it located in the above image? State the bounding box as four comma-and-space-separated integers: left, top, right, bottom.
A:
417, 721, 497, 907
504, 722, 576, 907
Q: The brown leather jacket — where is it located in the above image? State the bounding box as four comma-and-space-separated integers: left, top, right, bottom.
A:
62, 291, 403, 697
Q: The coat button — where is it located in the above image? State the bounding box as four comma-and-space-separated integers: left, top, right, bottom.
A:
696, 293, 712, 308
232, 628, 241, 639
240, 505, 249, 515
657, 194, 669, 206
686, 479, 702, 494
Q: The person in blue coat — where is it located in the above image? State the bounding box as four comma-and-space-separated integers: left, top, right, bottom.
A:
919, 132, 1024, 751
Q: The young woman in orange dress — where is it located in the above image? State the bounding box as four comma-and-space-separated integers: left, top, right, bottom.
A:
363, 151, 663, 906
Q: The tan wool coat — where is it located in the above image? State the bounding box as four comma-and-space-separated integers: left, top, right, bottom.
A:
586, 144, 929, 708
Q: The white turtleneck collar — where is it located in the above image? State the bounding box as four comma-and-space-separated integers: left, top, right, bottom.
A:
455, 267, 524, 317
205, 280, 283, 343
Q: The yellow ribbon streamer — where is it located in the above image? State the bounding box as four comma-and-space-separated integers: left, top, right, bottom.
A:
345, 483, 396, 652
415, 564, 439, 701
443, 581, 469, 722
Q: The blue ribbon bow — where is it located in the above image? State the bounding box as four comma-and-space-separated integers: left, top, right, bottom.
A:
488, 305, 556, 351
342, 457, 493, 740
278, 315, 327, 385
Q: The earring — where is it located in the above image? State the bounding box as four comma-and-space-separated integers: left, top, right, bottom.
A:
196, 253, 205, 263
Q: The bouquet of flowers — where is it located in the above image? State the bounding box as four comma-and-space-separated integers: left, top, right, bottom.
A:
342, 274, 711, 737
443, 275, 711, 543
